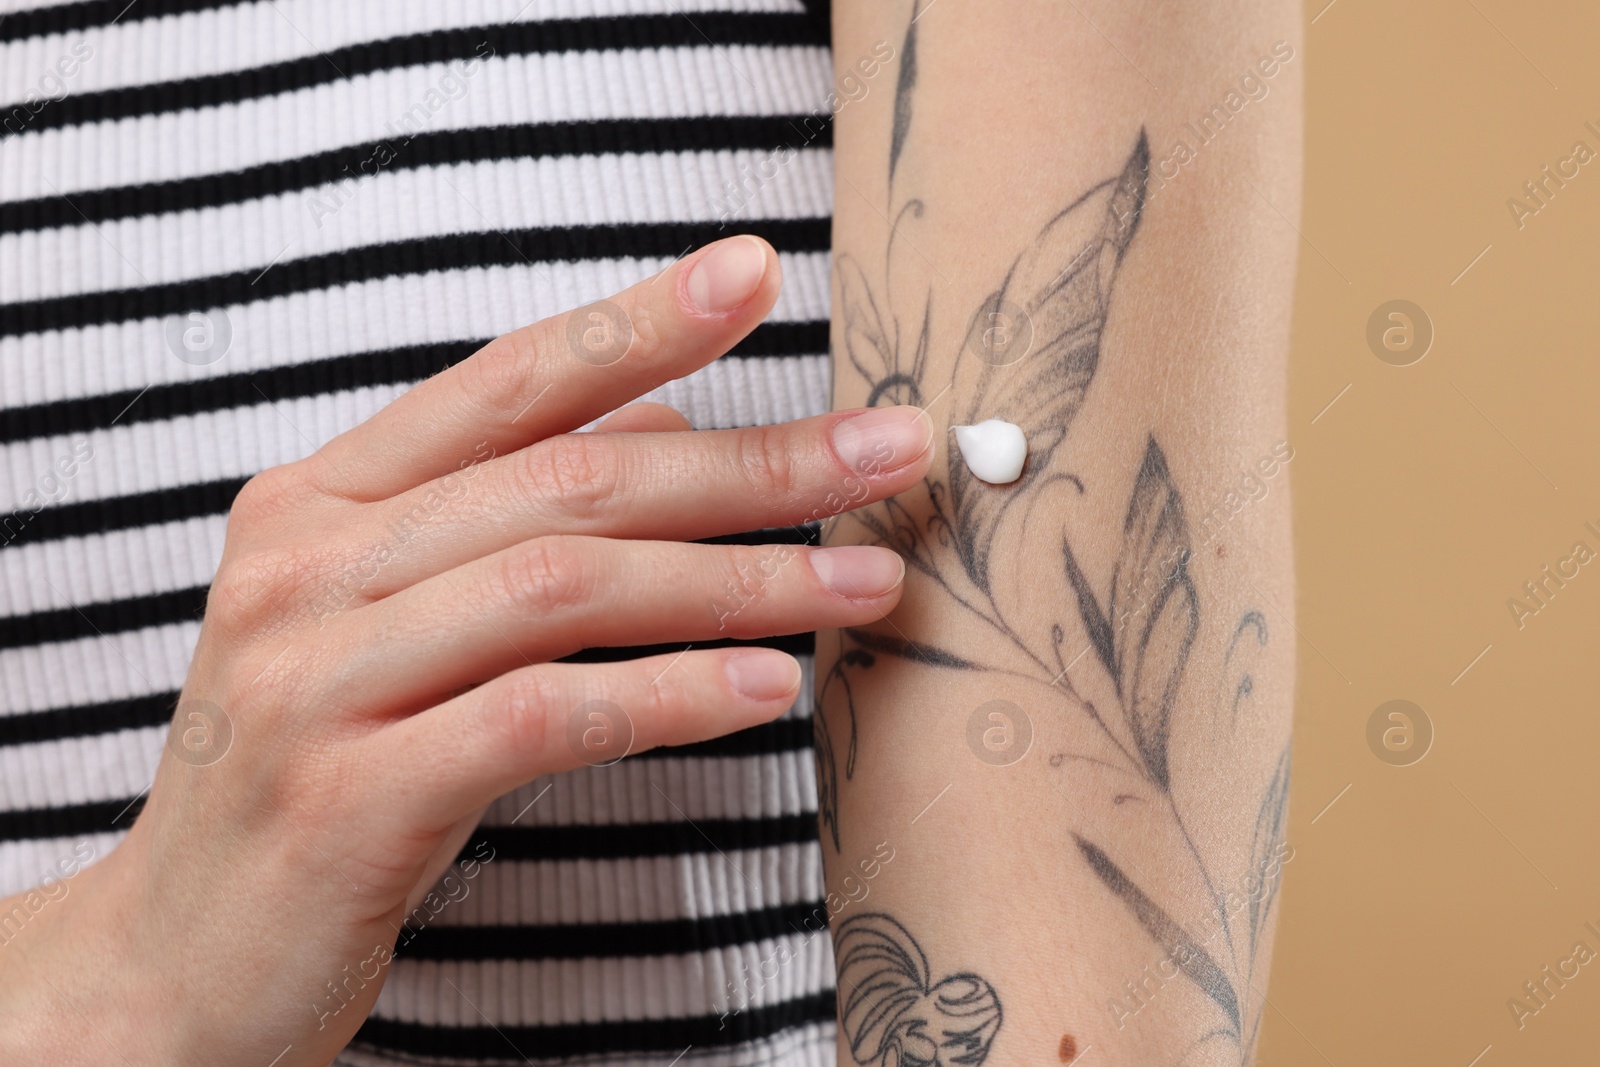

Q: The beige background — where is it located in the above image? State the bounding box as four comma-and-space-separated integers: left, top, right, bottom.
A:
1264, 0, 1600, 1063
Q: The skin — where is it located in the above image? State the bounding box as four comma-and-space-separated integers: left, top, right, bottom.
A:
0, 236, 934, 1066
820, 2, 1301, 1065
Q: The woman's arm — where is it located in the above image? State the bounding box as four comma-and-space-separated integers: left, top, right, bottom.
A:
819, 2, 1301, 1063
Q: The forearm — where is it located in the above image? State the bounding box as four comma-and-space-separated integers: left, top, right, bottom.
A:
819, 2, 1301, 1064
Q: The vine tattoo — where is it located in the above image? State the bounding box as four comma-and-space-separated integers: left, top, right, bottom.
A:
835, 913, 1003, 1067
816, 4, 1291, 1061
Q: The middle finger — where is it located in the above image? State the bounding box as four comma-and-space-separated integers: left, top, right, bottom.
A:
341, 405, 933, 600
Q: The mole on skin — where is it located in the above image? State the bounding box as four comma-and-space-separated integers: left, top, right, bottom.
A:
951, 419, 1027, 485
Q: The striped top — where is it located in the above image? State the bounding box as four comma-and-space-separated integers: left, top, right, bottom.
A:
0, 1, 839, 1063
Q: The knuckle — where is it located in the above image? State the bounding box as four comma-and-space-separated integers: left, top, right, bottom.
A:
496, 669, 560, 761
624, 302, 663, 362
207, 545, 323, 636
229, 466, 305, 530
733, 424, 799, 499
636, 672, 676, 732
499, 538, 595, 614
463, 327, 544, 421
521, 435, 618, 520
710, 544, 793, 627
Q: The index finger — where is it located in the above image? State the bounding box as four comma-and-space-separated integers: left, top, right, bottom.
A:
311, 235, 780, 502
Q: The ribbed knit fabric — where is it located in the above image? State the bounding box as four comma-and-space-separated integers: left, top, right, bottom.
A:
0, 1, 839, 1063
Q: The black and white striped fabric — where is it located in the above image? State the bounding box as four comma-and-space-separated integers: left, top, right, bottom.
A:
0, 1, 839, 1062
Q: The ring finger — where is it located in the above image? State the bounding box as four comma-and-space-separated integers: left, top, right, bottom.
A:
321, 537, 905, 710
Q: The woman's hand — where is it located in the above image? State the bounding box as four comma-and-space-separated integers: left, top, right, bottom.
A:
0, 236, 934, 1066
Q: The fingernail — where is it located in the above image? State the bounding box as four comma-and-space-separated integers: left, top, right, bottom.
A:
725, 650, 801, 702
686, 236, 768, 313
809, 546, 905, 600
830, 406, 933, 474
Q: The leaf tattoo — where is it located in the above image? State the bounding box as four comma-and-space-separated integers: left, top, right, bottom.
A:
1221, 610, 1270, 732
948, 131, 1149, 594
1107, 437, 1199, 791
1074, 837, 1240, 1030
816, 639, 875, 852
843, 627, 981, 671
888, 2, 921, 184
815, 628, 975, 851
1245, 747, 1292, 963
835, 913, 1003, 1067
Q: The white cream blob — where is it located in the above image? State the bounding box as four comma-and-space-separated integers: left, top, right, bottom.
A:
952, 419, 1027, 484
